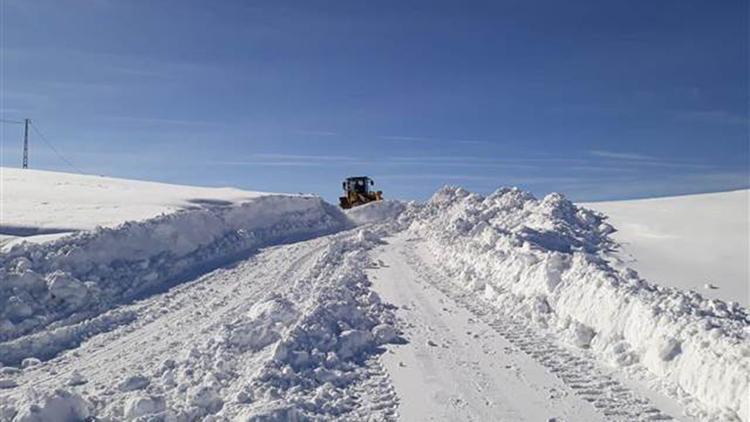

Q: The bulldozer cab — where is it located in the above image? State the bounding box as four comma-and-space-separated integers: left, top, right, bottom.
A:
343, 177, 374, 194
339, 176, 382, 209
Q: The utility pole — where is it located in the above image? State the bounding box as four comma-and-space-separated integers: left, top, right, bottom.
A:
22, 118, 30, 169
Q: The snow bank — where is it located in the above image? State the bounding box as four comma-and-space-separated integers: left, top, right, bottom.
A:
4, 389, 90, 422
0, 167, 268, 243
0, 195, 349, 346
408, 186, 750, 421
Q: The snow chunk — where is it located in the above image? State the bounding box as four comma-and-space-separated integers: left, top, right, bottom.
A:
4, 296, 33, 321
20, 358, 41, 369
45, 271, 89, 309
67, 371, 87, 386
123, 394, 166, 419
227, 296, 298, 351
188, 384, 223, 413
12, 389, 90, 422
118, 374, 150, 392
570, 323, 596, 349
372, 323, 399, 344
337, 329, 374, 359
0, 367, 21, 376
657, 337, 682, 362
606, 340, 639, 367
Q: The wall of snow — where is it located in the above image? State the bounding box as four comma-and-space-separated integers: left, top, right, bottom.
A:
0, 167, 268, 240
0, 195, 349, 346
408, 186, 750, 421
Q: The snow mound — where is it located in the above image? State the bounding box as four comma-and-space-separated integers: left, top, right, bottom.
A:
408, 186, 750, 421
4, 389, 91, 422
0, 195, 349, 347
345, 200, 407, 225
227, 296, 299, 351
236, 229, 400, 420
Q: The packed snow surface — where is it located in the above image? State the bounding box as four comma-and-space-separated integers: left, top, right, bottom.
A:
1, 172, 747, 421
583, 189, 749, 305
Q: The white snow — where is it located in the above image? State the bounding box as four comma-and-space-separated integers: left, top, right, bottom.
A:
0, 167, 269, 246
402, 187, 749, 421
345, 200, 407, 226
0, 168, 349, 347
1, 170, 747, 421
368, 235, 607, 421
8, 389, 90, 422
0, 172, 399, 419
583, 189, 749, 305
123, 394, 166, 419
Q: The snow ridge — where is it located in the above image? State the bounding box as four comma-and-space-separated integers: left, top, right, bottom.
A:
238, 228, 401, 420
407, 186, 749, 421
0, 195, 348, 346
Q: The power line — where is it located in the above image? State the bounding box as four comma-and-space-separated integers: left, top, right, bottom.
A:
0, 118, 25, 124
29, 121, 85, 174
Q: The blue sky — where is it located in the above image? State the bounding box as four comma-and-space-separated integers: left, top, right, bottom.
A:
1, 0, 747, 203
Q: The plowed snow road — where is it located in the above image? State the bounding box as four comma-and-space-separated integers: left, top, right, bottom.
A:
0, 228, 706, 421
368, 232, 697, 421
2, 172, 745, 421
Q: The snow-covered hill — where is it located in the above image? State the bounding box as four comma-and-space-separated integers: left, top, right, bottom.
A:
0, 171, 747, 421
0, 168, 271, 248
583, 190, 749, 306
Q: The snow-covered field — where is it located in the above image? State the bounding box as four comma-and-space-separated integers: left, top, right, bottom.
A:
0, 168, 270, 248
583, 190, 749, 306
0, 170, 747, 421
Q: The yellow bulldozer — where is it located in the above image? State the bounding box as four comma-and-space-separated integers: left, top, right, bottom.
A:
339, 176, 383, 209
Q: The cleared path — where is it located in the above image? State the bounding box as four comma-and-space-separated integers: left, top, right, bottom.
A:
369, 232, 695, 421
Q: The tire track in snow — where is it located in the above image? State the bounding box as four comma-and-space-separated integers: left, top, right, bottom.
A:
348, 357, 400, 421
404, 241, 675, 422
371, 233, 625, 421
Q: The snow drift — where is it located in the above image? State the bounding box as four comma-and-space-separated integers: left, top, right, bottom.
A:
406, 187, 749, 421
0, 195, 348, 347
